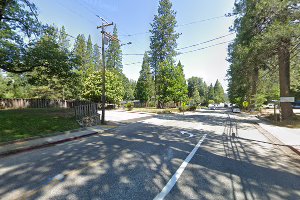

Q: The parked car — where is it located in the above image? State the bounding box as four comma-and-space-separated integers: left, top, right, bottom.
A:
232, 106, 241, 113
209, 106, 216, 110
292, 101, 300, 109
264, 103, 277, 109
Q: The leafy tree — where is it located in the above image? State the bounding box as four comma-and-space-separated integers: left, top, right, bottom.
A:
26, 26, 79, 99
228, 0, 300, 119
135, 53, 154, 104
58, 26, 70, 53
156, 61, 177, 108
149, 0, 180, 103
172, 61, 188, 104
82, 70, 124, 104
213, 79, 225, 103
106, 24, 122, 72
187, 76, 208, 103
191, 88, 201, 105
121, 74, 135, 101
0, 0, 43, 73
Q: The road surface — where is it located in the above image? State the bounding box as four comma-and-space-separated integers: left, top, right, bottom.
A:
0, 110, 299, 200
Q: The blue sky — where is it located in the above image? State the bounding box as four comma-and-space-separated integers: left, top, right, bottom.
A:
31, 0, 235, 90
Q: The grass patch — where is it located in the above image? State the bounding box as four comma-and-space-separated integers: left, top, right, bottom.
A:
131, 107, 180, 114
0, 108, 80, 143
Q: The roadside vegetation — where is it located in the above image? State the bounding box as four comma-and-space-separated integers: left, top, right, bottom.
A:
227, 0, 300, 120
0, 108, 79, 143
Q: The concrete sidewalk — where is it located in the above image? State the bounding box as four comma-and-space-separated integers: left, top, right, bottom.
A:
0, 125, 115, 156
258, 121, 300, 154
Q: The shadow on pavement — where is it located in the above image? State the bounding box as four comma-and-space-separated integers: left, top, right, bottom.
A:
0, 111, 299, 200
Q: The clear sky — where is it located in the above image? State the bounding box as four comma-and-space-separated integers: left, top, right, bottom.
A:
31, 0, 236, 90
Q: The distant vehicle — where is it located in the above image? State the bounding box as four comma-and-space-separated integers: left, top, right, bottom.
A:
232, 106, 241, 113
209, 106, 216, 110
292, 101, 300, 109
264, 103, 277, 109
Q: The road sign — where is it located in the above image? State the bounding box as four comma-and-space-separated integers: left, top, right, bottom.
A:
280, 97, 295, 102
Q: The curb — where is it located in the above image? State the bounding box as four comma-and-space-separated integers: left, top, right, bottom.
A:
0, 126, 116, 157
254, 123, 300, 157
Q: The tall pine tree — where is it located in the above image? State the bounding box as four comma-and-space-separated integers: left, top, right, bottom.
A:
106, 24, 122, 72
149, 0, 180, 105
93, 44, 102, 71
213, 79, 225, 103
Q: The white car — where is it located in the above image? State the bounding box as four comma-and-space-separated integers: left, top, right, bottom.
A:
232, 107, 241, 113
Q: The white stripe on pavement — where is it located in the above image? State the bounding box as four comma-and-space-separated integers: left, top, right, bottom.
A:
153, 134, 207, 200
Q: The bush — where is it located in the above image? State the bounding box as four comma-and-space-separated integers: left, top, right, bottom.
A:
179, 103, 188, 113
188, 105, 197, 111
125, 102, 134, 111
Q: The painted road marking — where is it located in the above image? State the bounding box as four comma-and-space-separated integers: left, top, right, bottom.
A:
153, 134, 207, 200
180, 131, 194, 138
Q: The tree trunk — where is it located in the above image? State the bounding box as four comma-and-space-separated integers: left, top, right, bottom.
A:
251, 66, 259, 110
278, 40, 293, 120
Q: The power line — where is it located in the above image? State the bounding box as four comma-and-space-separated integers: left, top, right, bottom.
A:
123, 40, 233, 66
177, 33, 234, 50
119, 15, 231, 37
178, 40, 232, 55
177, 15, 226, 27
123, 33, 235, 56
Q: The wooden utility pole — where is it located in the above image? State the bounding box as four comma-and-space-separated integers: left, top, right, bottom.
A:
97, 17, 113, 124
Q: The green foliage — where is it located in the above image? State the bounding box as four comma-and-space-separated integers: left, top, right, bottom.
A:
156, 61, 188, 107
213, 79, 225, 103
106, 25, 122, 72
179, 102, 188, 113
0, 0, 43, 73
188, 105, 197, 111
82, 70, 124, 104
125, 102, 134, 111
191, 88, 201, 105
122, 74, 136, 101
228, 0, 300, 118
172, 61, 188, 103
187, 77, 207, 98
93, 44, 102, 71
208, 100, 215, 105
149, 0, 180, 103
135, 53, 154, 103
207, 84, 215, 102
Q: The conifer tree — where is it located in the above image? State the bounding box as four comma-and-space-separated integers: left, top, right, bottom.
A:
106, 25, 122, 72
149, 0, 180, 104
135, 53, 154, 104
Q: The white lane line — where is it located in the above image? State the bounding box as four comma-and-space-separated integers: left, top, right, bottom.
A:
153, 134, 207, 200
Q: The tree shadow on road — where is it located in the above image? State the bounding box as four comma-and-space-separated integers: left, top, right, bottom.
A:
0, 111, 299, 200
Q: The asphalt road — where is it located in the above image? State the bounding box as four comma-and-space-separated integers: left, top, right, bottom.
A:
0, 110, 299, 200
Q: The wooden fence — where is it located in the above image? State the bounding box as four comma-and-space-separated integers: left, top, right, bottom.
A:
0, 99, 90, 109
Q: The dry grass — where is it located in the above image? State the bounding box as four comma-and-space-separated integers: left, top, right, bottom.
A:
130, 107, 180, 114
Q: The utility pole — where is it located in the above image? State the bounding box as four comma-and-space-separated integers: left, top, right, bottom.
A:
97, 17, 113, 124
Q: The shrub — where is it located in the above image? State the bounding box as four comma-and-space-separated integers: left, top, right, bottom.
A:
179, 103, 188, 113
125, 102, 134, 111
188, 105, 197, 111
